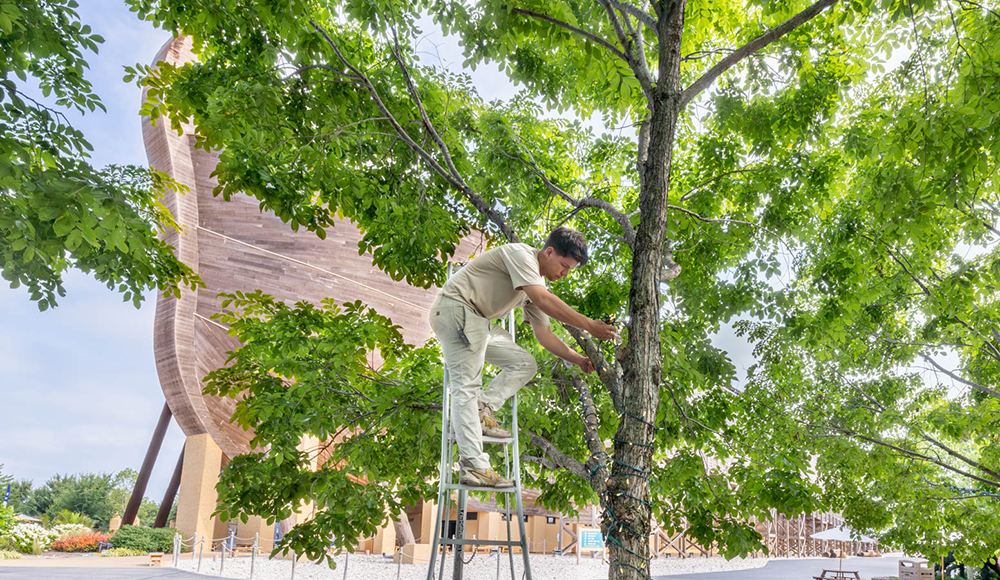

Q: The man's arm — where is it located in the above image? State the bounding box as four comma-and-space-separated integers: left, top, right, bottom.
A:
531, 322, 596, 374
521, 285, 619, 341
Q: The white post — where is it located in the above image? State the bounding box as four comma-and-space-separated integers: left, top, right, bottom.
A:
173, 532, 181, 567
197, 536, 204, 573
220, 539, 227, 576
250, 532, 258, 579
343, 550, 349, 580
396, 546, 402, 580
290, 549, 296, 580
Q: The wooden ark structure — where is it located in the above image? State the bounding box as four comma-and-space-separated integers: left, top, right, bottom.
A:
129, 36, 877, 561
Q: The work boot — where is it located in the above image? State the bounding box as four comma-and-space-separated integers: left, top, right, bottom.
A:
459, 460, 514, 488
479, 402, 512, 438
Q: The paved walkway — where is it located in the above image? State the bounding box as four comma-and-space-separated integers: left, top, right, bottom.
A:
0, 568, 207, 579
656, 556, 907, 580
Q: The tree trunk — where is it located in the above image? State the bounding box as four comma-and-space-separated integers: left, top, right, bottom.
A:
606, 3, 686, 578
394, 514, 416, 547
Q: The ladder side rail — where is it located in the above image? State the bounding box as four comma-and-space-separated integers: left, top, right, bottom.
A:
505, 492, 515, 580
426, 363, 450, 579
426, 264, 454, 580
452, 490, 469, 580
509, 310, 532, 580
437, 427, 456, 580
512, 392, 532, 580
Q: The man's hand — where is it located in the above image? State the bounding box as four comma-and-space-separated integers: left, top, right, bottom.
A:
587, 318, 620, 341
574, 354, 596, 374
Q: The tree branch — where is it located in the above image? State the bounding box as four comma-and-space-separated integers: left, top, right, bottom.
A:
569, 371, 611, 493
680, 0, 840, 107
667, 204, 757, 227
919, 433, 1000, 483
636, 119, 650, 190
680, 168, 764, 202
607, 0, 656, 29
832, 425, 1000, 489
567, 326, 623, 412
309, 20, 520, 243
525, 430, 588, 480
920, 353, 1000, 400
386, 24, 462, 182
493, 143, 636, 246
613, 2, 656, 100
522, 455, 560, 471
511, 8, 629, 62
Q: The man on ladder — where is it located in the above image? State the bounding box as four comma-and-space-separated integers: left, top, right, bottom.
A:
429, 227, 620, 488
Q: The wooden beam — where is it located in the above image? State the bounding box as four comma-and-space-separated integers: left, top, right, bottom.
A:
154, 443, 184, 528
123, 402, 172, 526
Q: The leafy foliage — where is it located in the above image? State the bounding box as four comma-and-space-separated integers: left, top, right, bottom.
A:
50, 509, 93, 528
108, 525, 174, 553
0, 507, 15, 535
99, 547, 147, 557
29, 473, 115, 531
123, 0, 1000, 575
204, 292, 444, 562
0, 0, 200, 309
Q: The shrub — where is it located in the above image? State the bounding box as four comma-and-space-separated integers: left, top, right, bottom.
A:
50, 532, 109, 552
108, 525, 174, 553
6, 523, 58, 554
100, 547, 147, 557
50, 510, 94, 528
0, 550, 21, 560
0, 508, 15, 534
53, 523, 92, 540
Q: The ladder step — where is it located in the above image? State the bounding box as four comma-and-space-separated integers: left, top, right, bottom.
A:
448, 432, 513, 445
444, 482, 517, 493
439, 538, 521, 547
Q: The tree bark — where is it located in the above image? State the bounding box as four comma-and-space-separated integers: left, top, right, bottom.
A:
393, 515, 416, 547
606, 2, 686, 578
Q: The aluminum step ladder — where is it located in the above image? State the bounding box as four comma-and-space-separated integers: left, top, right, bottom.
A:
426, 304, 532, 580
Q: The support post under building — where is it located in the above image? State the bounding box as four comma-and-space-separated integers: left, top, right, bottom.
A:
124, 402, 173, 526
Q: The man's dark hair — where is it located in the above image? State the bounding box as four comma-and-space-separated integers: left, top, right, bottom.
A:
542, 227, 588, 267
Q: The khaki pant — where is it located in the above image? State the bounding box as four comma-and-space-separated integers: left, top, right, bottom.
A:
429, 296, 537, 469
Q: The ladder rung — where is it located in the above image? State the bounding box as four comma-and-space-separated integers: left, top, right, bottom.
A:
439, 538, 521, 547
444, 482, 517, 493
448, 432, 513, 445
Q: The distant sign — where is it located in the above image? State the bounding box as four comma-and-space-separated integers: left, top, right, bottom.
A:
3, 485, 9, 509
579, 528, 604, 551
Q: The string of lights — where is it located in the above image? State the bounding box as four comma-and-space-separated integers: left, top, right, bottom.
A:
921, 477, 1000, 501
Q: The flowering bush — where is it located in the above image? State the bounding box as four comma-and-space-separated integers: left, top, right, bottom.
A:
50, 532, 109, 552
53, 524, 92, 540
6, 524, 58, 554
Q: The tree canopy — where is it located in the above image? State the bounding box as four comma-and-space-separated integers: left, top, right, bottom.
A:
124, 0, 999, 576
0, 0, 200, 309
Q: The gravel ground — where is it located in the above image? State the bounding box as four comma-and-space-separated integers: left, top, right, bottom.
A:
176, 552, 768, 580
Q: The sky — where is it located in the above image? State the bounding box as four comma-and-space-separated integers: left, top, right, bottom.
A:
0, 1, 187, 502
0, 1, 761, 506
